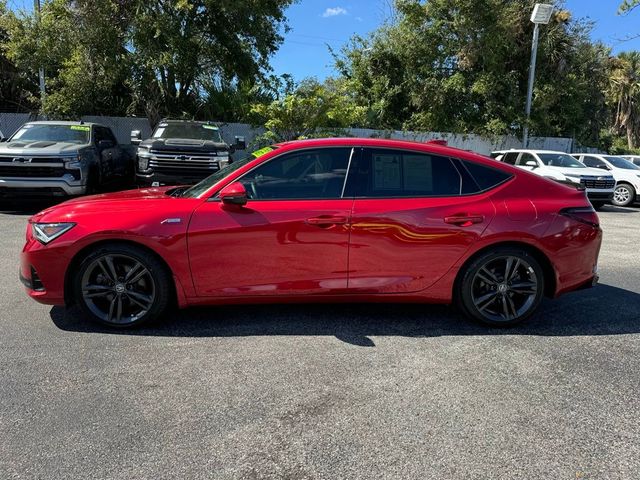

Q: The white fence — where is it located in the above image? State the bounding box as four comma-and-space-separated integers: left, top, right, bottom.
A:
0, 113, 602, 155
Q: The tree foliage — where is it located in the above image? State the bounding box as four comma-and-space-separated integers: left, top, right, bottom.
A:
608, 51, 640, 149
333, 0, 612, 146
619, 0, 640, 14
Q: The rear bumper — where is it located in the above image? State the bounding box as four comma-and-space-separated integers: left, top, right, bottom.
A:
0, 178, 86, 196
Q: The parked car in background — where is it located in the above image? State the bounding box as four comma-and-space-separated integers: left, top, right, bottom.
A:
491, 149, 615, 209
572, 154, 640, 207
0, 121, 134, 197
21, 138, 601, 329
622, 155, 640, 167
132, 119, 246, 187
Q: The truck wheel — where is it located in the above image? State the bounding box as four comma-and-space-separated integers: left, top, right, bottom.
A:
612, 183, 635, 207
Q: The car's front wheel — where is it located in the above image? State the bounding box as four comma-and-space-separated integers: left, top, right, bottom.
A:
73, 243, 172, 327
612, 183, 635, 207
457, 248, 545, 327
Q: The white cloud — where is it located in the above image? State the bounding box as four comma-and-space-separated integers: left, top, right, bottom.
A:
355, 16, 363, 22
322, 7, 348, 18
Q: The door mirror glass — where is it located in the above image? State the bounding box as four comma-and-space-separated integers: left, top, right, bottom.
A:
234, 136, 246, 150
219, 181, 248, 206
523, 160, 538, 168
596, 164, 610, 170
131, 130, 142, 145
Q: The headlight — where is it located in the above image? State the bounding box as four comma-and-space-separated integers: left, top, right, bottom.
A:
64, 156, 82, 169
31, 222, 76, 245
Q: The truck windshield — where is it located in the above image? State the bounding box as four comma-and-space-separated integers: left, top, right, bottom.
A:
153, 123, 223, 143
10, 124, 90, 144
604, 156, 640, 170
179, 146, 278, 198
537, 153, 585, 168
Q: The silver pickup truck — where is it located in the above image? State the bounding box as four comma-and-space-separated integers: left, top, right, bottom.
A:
0, 121, 134, 197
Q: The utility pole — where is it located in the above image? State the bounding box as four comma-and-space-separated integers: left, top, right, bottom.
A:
34, 0, 46, 109
523, 4, 553, 148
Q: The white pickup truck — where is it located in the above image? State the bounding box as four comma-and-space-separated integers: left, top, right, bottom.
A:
491, 149, 615, 209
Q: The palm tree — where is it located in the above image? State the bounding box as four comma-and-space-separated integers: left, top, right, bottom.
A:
609, 51, 640, 149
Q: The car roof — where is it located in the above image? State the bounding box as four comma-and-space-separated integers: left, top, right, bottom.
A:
490, 149, 568, 155
274, 137, 496, 163
24, 120, 106, 128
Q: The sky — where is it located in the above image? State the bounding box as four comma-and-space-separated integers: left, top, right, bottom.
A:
272, 0, 640, 81
6, 0, 640, 82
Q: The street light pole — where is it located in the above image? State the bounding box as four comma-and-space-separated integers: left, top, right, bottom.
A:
522, 4, 553, 148
34, 0, 45, 108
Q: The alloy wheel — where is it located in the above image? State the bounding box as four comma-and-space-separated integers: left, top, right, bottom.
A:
80, 253, 156, 325
470, 255, 539, 323
613, 185, 632, 207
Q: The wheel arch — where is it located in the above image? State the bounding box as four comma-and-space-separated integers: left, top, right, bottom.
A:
453, 241, 557, 299
64, 239, 180, 307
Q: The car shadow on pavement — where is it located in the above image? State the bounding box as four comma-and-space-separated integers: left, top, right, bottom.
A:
49, 284, 640, 347
0, 199, 62, 215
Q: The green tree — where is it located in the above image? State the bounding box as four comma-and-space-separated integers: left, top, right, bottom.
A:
334, 0, 611, 146
608, 51, 640, 149
619, 0, 640, 14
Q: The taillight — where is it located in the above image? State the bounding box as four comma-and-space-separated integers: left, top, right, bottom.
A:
559, 207, 599, 228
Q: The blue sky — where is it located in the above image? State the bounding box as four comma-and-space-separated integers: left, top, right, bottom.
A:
272, 0, 640, 81
7, 0, 640, 82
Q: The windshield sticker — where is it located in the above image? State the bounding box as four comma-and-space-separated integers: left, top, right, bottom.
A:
70, 125, 90, 131
202, 125, 219, 130
252, 146, 275, 158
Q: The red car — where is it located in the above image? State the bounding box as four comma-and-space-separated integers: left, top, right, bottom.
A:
21, 138, 601, 328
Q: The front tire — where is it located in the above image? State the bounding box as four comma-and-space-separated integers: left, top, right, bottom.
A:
72, 244, 172, 328
456, 248, 545, 327
612, 183, 635, 207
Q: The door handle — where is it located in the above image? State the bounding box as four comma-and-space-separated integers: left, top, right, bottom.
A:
306, 216, 348, 227
444, 214, 484, 227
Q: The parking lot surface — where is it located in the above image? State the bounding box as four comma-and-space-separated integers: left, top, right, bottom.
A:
1, 201, 639, 479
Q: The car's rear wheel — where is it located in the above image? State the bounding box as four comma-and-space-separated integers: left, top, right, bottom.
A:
612, 183, 635, 207
457, 248, 545, 327
73, 244, 171, 328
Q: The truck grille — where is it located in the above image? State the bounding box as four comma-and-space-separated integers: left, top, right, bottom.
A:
0, 156, 66, 164
0, 165, 66, 177
148, 150, 222, 172
580, 177, 615, 189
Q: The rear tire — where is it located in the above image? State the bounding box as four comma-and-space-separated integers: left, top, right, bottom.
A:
72, 243, 172, 328
456, 247, 545, 327
611, 183, 635, 207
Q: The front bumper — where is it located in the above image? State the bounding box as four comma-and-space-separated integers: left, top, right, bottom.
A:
0, 177, 87, 196
586, 190, 613, 201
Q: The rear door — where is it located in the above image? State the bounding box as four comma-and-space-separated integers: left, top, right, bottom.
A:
346, 148, 501, 293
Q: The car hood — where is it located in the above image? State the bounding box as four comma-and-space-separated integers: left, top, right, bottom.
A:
31, 187, 185, 222
0, 141, 84, 156
553, 167, 611, 177
139, 138, 228, 153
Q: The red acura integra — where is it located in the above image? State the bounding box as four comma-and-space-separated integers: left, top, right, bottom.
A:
21, 138, 601, 328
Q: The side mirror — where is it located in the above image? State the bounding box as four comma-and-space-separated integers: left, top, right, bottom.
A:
524, 160, 538, 169
234, 136, 246, 150
131, 130, 142, 145
98, 139, 114, 149
0, 137, 7, 143
596, 164, 610, 170
219, 181, 248, 207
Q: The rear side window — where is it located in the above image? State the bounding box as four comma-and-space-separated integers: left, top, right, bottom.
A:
461, 161, 512, 192
501, 152, 519, 165
348, 149, 461, 197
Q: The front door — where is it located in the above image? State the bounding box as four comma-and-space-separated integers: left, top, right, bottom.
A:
346, 148, 496, 293
188, 147, 355, 297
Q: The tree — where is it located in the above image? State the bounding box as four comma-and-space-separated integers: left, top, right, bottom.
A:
249, 77, 367, 144
334, 0, 611, 146
608, 51, 640, 149
619, 0, 640, 14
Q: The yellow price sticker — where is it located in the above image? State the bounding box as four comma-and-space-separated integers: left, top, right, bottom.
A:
70, 125, 90, 131
252, 147, 274, 158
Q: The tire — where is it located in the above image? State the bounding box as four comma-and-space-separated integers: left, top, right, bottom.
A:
456, 247, 545, 327
591, 201, 605, 211
612, 183, 635, 207
72, 243, 172, 328
84, 168, 99, 196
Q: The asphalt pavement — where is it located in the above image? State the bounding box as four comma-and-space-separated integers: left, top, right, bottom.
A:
1, 200, 639, 479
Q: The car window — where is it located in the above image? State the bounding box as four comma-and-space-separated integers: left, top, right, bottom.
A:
347, 149, 461, 197
603, 156, 640, 170
537, 153, 585, 168
239, 148, 351, 200
501, 152, 519, 165
94, 127, 116, 145
582, 156, 607, 168
516, 153, 537, 166
460, 160, 513, 192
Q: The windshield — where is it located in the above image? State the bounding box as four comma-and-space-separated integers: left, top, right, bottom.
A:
604, 156, 640, 170
180, 146, 278, 198
537, 153, 585, 168
153, 123, 223, 142
10, 124, 90, 144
